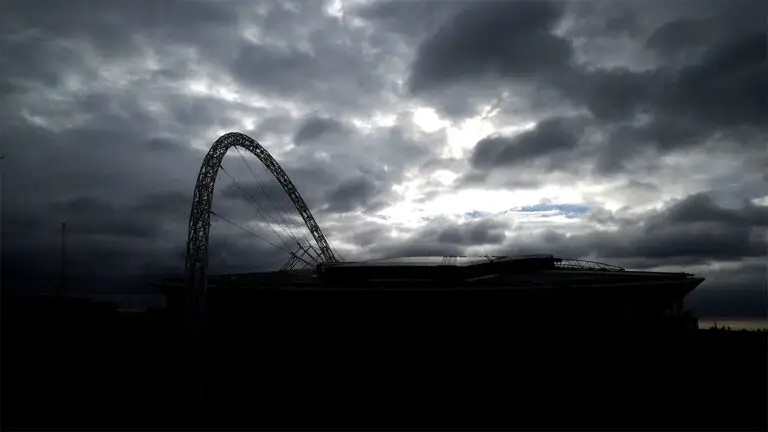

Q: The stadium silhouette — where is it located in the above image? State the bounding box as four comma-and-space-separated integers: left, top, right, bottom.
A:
4, 133, 766, 429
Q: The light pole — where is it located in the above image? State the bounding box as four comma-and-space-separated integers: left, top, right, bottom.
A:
57, 221, 66, 297
0, 155, 5, 294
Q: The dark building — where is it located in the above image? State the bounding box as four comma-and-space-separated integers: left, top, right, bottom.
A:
157, 254, 704, 330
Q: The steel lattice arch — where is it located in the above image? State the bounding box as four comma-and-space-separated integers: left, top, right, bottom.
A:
184, 132, 338, 320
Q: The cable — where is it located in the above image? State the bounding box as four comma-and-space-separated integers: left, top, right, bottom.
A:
234, 146, 306, 241
209, 210, 291, 255
218, 164, 295, 252
210, 210, 315, 270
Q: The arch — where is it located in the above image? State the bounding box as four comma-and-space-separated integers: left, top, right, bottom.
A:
184, 132, 338, 305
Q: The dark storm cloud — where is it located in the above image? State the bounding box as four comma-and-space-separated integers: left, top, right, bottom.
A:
659, 32, 766, 130
560, 68, 658, 122
294, 116, 347, 145
645, 192, 768, 227
408, 0, 571, 94
1, 0, 236, 51
644, 0, 765, 64
229, 43, 326, 94
470, 116, 585, 169
253, 114, 296, 141
351, 1, 579, 120
354, 0, 466, 42
573, 30, 766, 156
458, 116, 597, 191
584, 29, 766, 164
585, 31, 768, 164
645, 18, 716, 65
324, 176, 387, 214
400, 0, 766, 179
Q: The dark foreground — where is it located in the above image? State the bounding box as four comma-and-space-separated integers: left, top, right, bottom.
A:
3, 293, 767, 430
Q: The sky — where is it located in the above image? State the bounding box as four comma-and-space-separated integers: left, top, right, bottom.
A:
1, 0, 766, 315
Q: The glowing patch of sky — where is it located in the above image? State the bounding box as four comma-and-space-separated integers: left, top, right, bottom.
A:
20, 110, 51, 129
412, 107, 446, 133
371, 113, 398, 128
185, 78, 243, 104
431, 169, 460, 187
513, 202, 591, 218
325, 0, 344, 18
752, 196, 768, 206
506, 211, 585, 224
379, 186, 592, 227
343, 112, 398, 135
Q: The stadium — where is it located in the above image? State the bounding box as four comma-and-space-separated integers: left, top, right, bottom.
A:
7, 132, 762, 430
158, 253, 704, 330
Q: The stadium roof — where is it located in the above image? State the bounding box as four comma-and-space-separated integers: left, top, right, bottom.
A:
326, 254, 555, 268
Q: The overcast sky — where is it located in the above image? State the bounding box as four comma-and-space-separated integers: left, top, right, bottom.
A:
1, 0, 766, 312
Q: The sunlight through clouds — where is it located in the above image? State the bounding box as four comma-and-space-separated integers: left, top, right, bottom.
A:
378, 185, 595, 228
411, 106, 446, 133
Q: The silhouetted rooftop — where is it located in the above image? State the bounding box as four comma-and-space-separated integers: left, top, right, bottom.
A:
327, 254, 553, 267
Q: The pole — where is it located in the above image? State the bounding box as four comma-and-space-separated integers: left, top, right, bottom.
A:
0, 155, 3, 295
57, 221, 66, 296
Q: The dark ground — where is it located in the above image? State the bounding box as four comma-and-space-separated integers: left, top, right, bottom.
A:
3, 293, 767, 430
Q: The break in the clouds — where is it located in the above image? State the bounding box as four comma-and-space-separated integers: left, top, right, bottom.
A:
1, 0, 766, 314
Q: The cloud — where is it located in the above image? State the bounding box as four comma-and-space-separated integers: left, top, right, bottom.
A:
294, 116, 348, 145
408, 1, 571, 94
405, 0, 765, 176
470, 116, 586, 169
435, 218, 508, 246
324, 176, 391, 214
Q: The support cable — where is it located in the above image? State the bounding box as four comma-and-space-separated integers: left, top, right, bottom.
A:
218, 164, 295, 252
233, 146, 306, 242
209, 210, 290, 255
